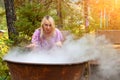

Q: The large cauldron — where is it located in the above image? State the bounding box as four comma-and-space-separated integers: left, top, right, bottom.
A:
5, 60, 86, 80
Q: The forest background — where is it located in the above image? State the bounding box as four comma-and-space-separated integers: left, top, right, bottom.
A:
0, 0, 120, 79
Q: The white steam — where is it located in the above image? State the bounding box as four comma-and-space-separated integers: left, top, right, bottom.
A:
3, 34, 120, 80
4, 34, 98, 64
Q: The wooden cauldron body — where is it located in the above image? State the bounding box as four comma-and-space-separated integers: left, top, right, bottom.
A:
6, 61, 86, 80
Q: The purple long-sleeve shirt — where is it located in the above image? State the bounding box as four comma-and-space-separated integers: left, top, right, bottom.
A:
31, 28, 63, 50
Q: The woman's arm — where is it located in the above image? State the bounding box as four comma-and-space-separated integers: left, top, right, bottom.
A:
26, 29, 40, 49
26, 43, 36, 48
55, 41, 62, 47
55, 28, 64, 47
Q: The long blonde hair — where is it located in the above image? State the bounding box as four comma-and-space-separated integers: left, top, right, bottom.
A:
40, 15, 55, 38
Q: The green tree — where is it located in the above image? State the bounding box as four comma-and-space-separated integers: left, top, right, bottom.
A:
14, 2, 49, 44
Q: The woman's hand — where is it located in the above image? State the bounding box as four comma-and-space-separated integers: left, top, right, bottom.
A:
26, 43, 37, 49
55, 41, 62, 47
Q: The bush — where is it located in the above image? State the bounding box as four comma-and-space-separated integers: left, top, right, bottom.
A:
14, 3, 49, 44
0, 33, 13, 80
0, 7, 7, 30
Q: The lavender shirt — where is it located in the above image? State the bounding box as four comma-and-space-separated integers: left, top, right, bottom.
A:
31, 28, 63, 50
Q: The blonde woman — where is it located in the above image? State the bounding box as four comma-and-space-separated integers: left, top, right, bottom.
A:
27, 15, 64, 50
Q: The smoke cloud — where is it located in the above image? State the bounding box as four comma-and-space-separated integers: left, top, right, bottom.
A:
3, 34, 120, 80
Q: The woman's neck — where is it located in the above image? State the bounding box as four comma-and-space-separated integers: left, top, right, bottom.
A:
43, 32, 52, 40
45, 31, 56, 40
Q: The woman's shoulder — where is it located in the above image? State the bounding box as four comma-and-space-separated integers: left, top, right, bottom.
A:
33, 28, 41, 35
55, 28, 61, 33
55, 28, 63, 36
34, 28, 41, 32
36, 28, 41, 31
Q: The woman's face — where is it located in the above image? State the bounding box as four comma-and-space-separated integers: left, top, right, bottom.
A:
43, 20, 53, 34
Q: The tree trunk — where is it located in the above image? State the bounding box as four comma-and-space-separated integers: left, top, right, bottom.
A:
4, 0, 18, 42
57, 0, 63, 28
84, 0, 89, 32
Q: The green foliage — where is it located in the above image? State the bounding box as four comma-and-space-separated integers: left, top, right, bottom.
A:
14, 3, 49, 43
61, 1, 86, 37
0, 33, 13, 80
0, 0, 4, 8
0, 7, 7, 30
64, 23, 86, 38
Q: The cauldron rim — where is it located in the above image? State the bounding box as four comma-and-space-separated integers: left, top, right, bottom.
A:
4, 59, 87, 66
